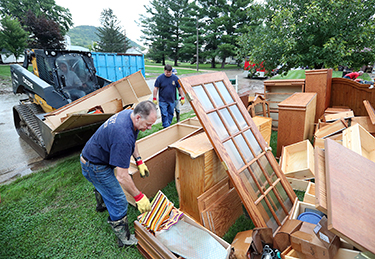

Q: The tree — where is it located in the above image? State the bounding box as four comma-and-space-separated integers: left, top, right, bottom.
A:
24, 10, 65, 49
237, 0, 375, 74
0, 14, 28, 60
0, 0, 73, 34
96, 8, 130, 53
139, 0, 174, 65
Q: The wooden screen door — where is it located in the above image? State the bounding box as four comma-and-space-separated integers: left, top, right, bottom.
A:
179, 72, 296, 232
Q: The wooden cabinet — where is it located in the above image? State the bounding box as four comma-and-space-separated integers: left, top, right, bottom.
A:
264, 79, 305, 129
169, 132, 227, 222
276, 92, 317, 157
305, 69, 332, 122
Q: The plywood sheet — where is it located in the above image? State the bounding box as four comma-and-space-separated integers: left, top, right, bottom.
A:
325, 139, 375, 254
314, 148, 327, 214
200, 187, 243, 237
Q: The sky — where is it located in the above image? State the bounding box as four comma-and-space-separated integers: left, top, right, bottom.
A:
54, 0, 151, 46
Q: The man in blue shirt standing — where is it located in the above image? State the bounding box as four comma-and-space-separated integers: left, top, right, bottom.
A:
80, 100, 157, 247
153, 64, 185, 128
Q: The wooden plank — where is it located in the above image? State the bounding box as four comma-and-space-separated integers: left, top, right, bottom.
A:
324, 111, 354, 122
351, 116, 375, 135
314, 119, 348, 139
200, 187, 243, 237
325, 139, 375, 254
197, 177, 231, 213
314, 148, 327, 214
363, 100, 375, 124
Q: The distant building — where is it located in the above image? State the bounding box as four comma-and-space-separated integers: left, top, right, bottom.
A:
0, 49, 24, 64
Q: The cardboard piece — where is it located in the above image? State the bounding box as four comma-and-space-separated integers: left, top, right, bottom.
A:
231, 230, 253, 259
313, 216, 341, 250
273, 219, 303, 252
291, 222, 340, 259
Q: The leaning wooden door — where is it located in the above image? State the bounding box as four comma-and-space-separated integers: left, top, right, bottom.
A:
179, 72, 296, 232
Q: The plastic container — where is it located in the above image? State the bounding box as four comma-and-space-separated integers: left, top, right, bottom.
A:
297, 212, 322, 224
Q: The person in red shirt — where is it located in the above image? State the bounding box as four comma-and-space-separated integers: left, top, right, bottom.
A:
343, 71, 364, 80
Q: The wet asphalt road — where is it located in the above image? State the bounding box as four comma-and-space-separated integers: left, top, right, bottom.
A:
0, 70, 264, 185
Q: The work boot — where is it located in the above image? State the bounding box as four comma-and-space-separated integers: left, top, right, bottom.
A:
94, 189, 107, 212
108, 216, 138, 247
176, 111, 180, 122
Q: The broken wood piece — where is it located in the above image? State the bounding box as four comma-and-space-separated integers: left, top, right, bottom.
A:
314, 118, 348, 139
280, 140, 315, 180
314, 148, 327, 215
325, 138, 375, 254
324, 111, 354, 122
363, 100, 375, 125
324, 107, 353, 114
314, 133, 342, 149
342, 123, 375, 163
200, 187, 243, 237
285, 177, 310, 192
351, 116, 375, 135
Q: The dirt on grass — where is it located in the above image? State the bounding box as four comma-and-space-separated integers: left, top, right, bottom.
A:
0, 77, 12, 95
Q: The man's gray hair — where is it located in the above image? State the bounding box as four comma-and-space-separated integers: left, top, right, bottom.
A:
134, 100, 157, 118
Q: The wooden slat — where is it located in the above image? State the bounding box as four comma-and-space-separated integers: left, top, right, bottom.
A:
314, 148, 327, 214
314, 119, 348, 139
363, 100, 375, 124
325, 139, 375, 254
324, 111, 354, 122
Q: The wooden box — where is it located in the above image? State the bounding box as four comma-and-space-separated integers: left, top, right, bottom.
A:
263, 79, 305, 129
277, 92, 317, 157
342, 123, 375, 163
303, 182, 315, 205
122, 122, 203, 205
280, 140, 315, 180
134, 211, 231, 259
168, 132, 227, 222
252, 116, 272, 146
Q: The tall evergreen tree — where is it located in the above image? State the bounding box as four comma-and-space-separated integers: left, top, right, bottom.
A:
96, 8, 131, 53
0, 14, 28, 60
139, 0, 173, 65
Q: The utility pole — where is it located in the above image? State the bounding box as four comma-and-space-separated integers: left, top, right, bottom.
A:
196, 16, 199, 72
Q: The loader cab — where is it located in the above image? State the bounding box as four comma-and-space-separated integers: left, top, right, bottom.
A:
29, 49, 100, 101
55, 55, 99, 100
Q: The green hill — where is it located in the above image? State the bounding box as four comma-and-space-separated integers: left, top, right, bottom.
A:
67, 25, 144, 50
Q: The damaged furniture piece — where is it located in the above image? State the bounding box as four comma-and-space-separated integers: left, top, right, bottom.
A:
276, 92, 317, 157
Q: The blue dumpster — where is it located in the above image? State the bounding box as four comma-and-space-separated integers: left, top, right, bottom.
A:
91, 52, 145, 82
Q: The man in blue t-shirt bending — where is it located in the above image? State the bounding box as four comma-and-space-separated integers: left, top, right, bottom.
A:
80, 100, 157, 247
153, 64, 185, 128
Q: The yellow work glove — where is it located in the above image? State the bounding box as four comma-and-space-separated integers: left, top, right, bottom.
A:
180, 96, 185, 105
153, 97, 158, 105
136, 158, 150, 178
134, 192, 151, 213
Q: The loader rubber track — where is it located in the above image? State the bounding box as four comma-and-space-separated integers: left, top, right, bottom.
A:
13, 103, 48, 158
